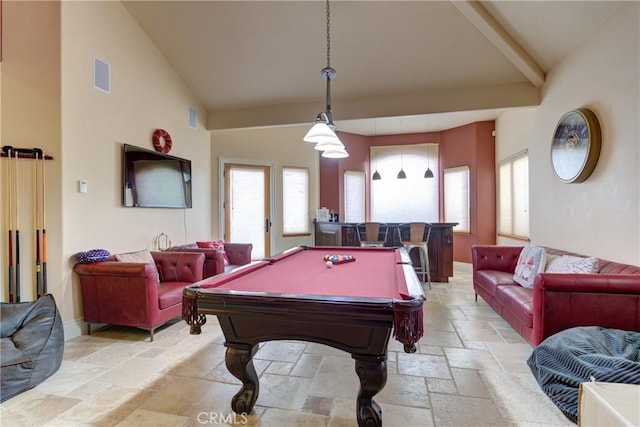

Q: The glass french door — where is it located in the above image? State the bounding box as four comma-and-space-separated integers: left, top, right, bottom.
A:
224, 163, 271, 259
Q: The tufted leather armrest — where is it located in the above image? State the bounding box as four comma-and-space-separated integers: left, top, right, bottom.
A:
532, 272, 640, 344
73, 252, 204, 284
73, 261, 155, 278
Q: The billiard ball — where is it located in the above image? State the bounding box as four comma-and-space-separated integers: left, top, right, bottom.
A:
325, 260, 333, 268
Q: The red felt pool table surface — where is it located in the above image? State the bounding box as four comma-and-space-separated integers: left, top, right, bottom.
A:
196, 246, 412, 300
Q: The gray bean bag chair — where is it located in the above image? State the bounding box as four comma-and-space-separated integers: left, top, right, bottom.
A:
1, 295, 64, 402
527, 326, 640, 423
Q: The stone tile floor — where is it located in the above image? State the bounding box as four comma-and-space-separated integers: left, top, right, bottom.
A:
0, 263, 572, 426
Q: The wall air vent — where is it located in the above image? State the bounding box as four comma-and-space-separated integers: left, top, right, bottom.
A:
93, 57, 111, 94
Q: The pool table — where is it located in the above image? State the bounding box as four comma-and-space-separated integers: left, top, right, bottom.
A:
182, 245, 425, 427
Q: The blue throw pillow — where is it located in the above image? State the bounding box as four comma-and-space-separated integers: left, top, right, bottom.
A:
74, 249, 110, 263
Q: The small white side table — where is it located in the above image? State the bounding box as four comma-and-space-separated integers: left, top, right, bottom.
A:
579, 382, 640, 426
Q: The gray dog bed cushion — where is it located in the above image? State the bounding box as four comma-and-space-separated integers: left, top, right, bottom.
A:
527, 326, 640, 423
1, 295, 65, 402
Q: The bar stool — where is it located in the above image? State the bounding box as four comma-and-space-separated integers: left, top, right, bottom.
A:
398, 222, 432, 288
356, 222, 388, 247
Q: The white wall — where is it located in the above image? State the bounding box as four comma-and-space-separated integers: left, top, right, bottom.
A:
211, 126, 319, 255
59, 1, 212, 335
497, 3, 639, 264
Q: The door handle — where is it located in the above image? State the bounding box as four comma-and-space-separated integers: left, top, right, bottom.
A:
265, 218, 271, 232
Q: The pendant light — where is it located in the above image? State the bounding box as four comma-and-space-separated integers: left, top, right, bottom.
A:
305, 112, 339, 145
303, 0, 348, 158
397, 145, 407, 179
397, 121, 406, 179
372, 162, 381, 180
424, 117, 434, 178
372, 121, 381, 180
424, 144, 434, 178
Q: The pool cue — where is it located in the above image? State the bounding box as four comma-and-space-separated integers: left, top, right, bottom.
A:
40, 149, 48, 295
33, 148, 43, 298
14, 148, 39, 301
3, 146, 15, 302
13, 148, 21, 302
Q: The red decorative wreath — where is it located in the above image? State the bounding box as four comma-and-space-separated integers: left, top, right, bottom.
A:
152, 129, 172, 153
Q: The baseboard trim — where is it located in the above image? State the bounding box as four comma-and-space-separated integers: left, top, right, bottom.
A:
63, 318, 85, 341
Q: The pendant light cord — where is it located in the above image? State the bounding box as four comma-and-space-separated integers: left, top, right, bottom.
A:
304, 0, 347, 157
322, 0, 337, 127
326, 0, 331, 69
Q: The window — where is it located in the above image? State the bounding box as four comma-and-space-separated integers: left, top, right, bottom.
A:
444, 166, 470, 232
370, 144, 439, 222
344, 171, 365, 223
498, 150, 529, 239
282, 167, 309, 235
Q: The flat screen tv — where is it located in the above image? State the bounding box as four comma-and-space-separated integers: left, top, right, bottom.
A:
122, 144, 192, 208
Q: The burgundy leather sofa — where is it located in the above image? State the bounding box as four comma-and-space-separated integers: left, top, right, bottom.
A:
73, 251, 204, 341
472, 245, 640, 346
165, 242, 253, 278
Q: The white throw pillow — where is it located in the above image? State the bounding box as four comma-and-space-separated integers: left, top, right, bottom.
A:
513, 244, 546, 288
546, 255, 599, 274
545, 255, 564, 272
115, 249, 160, 281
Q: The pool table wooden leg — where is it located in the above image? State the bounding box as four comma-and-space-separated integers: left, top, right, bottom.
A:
225, 343, 259, 414
354, 355, 387, 427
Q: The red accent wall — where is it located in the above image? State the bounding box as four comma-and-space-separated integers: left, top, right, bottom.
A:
441, 121, 496, 263
319, 132, 369, 218
475, 122, 497, 250
319, 153, 340, 213
319, 122, 496, 263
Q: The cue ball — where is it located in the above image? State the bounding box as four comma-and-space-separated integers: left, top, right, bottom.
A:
325, 261, 333, 268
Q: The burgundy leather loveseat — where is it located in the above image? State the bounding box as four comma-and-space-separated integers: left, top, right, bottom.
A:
73, 251, 204, 341
472, 245, 640, 346
165, 242, 253, 278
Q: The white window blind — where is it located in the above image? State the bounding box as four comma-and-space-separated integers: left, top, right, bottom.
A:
498, 150, 529, 238
228, 166, 267, 259
370, 144, 439, 222
282, 167, 310, 235
344, 170, 366, 223
444, 166, 470, 232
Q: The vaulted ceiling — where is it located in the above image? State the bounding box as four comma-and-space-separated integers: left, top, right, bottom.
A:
123, 1, 623, 134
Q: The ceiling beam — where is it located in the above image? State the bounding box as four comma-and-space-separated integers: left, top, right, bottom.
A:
207, 82, 540, 130
452, 0, 545, 88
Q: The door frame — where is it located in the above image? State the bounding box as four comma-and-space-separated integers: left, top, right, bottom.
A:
218, 157, 275, 255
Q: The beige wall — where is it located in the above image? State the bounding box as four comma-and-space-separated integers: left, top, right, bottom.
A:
497, 2, 639, 264
58, 1, 212, 336
210, 125, 319, 255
